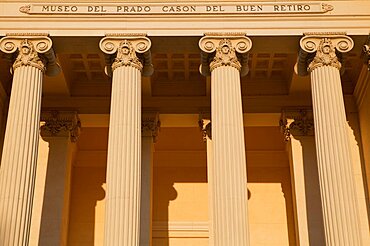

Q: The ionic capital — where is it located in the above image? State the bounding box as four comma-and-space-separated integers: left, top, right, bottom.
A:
296, 33, 353, 76
199, 33, 252, 76
0, 33, 60, 76
142, 112, 160, 142
280, 109, 314, 141
40, 111, 81, 142
364, 40, 370, 71
100, 34, 153, 76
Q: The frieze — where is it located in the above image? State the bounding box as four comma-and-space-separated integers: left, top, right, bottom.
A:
19, 2, 333, 15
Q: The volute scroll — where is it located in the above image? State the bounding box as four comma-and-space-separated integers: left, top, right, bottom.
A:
100, 34, 153, 77
199, 33, 252, 77
0, 34, 60, 76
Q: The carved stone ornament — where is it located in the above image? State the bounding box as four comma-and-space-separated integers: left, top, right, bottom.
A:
199, 119, 212, 142
321, 3, 334, 12
296, 33, 354, 76
40, 111, 81, 142
0, 34, 61, 76
19, 5, 31, 14
99, 34, 153, 76
280, 109, 314, 141
13, 39, 46, 71
142, 112, 160, 142
364, 44, 370, 71
199, 33, 252, 76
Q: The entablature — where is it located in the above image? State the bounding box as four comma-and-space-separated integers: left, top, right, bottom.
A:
0, 1, 370, 36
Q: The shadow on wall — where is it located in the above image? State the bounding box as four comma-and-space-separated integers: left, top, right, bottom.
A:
295, 136, 325, 245
246, 126, 301, 246
247, 165, 298, 246
347, 116, 370, 228
67, 166, 106, 246
152, 177, 178, 246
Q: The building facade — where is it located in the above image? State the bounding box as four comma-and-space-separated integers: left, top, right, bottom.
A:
0, 1, 370, 245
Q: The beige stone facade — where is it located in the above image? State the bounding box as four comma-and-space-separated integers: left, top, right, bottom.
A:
0, 1, 369, 246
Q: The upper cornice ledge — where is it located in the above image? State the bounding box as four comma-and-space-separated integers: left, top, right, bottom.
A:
104, 33, 147, 37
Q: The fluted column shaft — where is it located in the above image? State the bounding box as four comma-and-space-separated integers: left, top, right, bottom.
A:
200, 118, 214, 245
299, 34, 362, 245
212, 66, 249, 246
140, 113, 159, 246
100, 35, 152, 246
311, 66, 361, 245
105, 65, 141, 245
0, 35, 58, 246
199, 34, 252, 246
0, 65, 42, 246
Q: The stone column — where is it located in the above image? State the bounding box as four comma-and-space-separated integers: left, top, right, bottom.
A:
199, 116, 213, 245
297, 33, 362, 245
37, 111, 80, 246
0, 34, 60, 246
280, 109, 325, 246
199, 33, 252, 246
100, 34, 153, 246
140, 112, 160, 246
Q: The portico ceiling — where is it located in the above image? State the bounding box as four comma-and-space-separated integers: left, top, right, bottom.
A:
0, 35, 367, 114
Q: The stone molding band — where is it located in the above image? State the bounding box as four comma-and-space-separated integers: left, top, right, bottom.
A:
296, 33, 353, 76
0, 34, 61, 76
199, 33, 252, 76
40, 111, 81, 142
100, 34, 153, 77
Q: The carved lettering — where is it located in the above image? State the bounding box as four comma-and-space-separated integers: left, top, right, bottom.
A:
273, 4, 310, 12
162, 5, 196, 13
41, 5, 78, 12
22, 3, 331, 15
88, 6, 107, 13
236, 5, 263, 12
117, 5, 151, 13
206, 6, 225, 12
